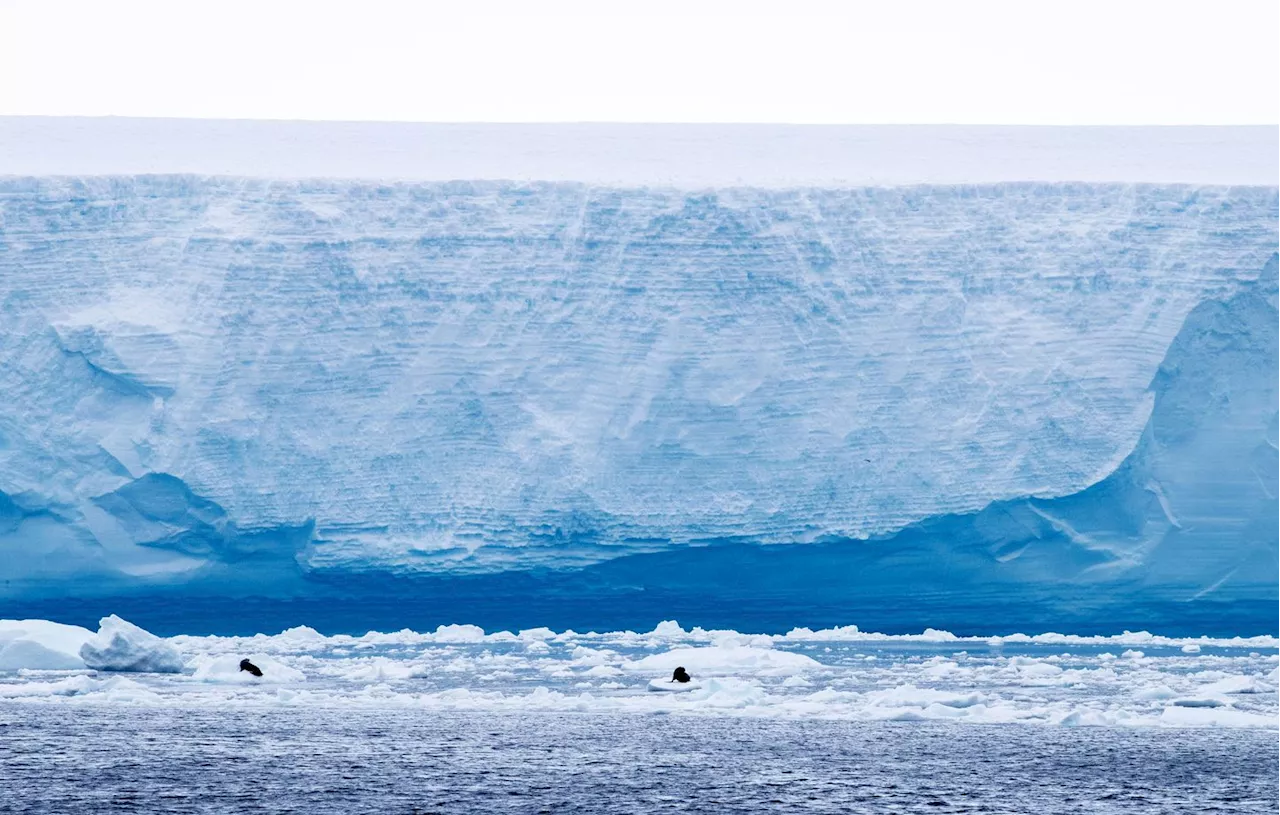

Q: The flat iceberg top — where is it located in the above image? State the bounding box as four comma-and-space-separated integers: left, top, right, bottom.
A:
0, 118, 1275, 186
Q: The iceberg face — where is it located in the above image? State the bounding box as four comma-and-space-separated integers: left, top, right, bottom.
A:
0, 174, 1275, 634
78, 615, 184, 673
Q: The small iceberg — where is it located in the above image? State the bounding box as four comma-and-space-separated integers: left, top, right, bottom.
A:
79, 615, 184, 673
0, 619, 95, 671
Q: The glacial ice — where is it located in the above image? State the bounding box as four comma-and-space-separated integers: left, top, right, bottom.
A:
78, 615, 184, 673
0, 166, 1275, 632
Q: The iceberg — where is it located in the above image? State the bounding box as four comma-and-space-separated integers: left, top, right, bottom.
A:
0, 120, 1275, 635
78, 615, 184, 673
0, 619, 94, 671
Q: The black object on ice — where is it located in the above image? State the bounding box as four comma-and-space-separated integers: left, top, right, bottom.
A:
239, 658, 263, 677
672, 666, 692, 683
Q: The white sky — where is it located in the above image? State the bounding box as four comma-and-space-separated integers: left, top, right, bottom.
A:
0, 0, 1277, 124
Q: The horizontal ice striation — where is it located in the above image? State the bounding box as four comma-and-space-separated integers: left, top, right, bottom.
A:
0, 177, 1276, 598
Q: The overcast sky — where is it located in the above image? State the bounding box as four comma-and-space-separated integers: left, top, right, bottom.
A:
1, 0, 1276, 124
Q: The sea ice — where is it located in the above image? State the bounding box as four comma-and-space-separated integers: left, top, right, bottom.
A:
627, 646, 821, 677
79, 615, 184, 673
189, 654, 305, 684
0, 620, 94, 671
1, 617, 1276, 730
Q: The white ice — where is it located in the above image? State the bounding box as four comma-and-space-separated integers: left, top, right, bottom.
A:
1, 119, 1274, 186
0, 620, 94, 671
1, 617, 1275, 730
78, 615, 184, 673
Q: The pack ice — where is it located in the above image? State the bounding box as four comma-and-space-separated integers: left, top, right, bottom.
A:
0, 122, 1275, 632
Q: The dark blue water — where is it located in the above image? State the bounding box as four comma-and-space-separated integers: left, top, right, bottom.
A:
5, 584, 1274, 639
1, 703, 1275, 814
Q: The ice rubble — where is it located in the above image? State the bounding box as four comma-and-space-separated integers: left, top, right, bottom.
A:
79, 615, 184, 673
627, 646, 821, 677
1, 616, 1276, 729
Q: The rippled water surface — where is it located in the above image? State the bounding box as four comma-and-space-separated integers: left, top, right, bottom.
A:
2, 703, 1277, 814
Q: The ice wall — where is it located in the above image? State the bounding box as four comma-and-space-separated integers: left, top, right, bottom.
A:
0, 175, 1275, 631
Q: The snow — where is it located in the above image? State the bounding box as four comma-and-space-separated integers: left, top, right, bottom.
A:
2, 120, 1275, 185
647, 678, 701, 693
79, 615, 184, 673
0, 617, 1275, 729
627, 646, 822, 677
0, 620, 94, 671
188, 654, 305, 684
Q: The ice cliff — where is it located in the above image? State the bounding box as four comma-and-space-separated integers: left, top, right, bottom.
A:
0, 171, 1275, 632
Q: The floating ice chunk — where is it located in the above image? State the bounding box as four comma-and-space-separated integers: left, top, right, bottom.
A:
1181, 643, 1202, 654
1170, 697, 1228, 708
518, 627, 556, 642
428, 624, 487, 643
920, 628, 959, 642
920, 658, 962, 677
0, 673, 158, 701
647, 678, 701, 693
276, 625, 326, 643
627, 646, 821, 677
867, 684, 987, 710
99, 676, 163, 703
1135, 685, 1178, 701
649, 620, 688, 639
335, 658, 412, 683
1056, 709, 1119, 727
0, 620, 95, 671
0, 674, 97, 698
782, 625, 861, 641
1009, 659, 1065, 679
79, 615, 184, 673
1159, 707, 1278, 728
189, 654, 305, 683
1197, 675, 1267, 695
1122, 650, 1145, 660
709, 631, 774, 649
569, 646, 616, 666
684, 678, 769, 708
